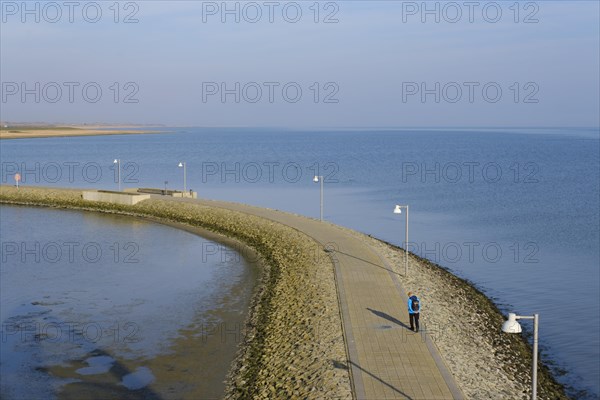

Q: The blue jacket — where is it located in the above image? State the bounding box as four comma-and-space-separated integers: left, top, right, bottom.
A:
408, 296, 420, 314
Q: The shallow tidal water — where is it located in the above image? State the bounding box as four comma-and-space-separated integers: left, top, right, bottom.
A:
0, 205, 257, 399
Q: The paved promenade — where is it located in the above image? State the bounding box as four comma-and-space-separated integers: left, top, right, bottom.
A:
168, 197, 463, 400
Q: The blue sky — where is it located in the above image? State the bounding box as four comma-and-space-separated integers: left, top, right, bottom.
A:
1, 1, 599, 127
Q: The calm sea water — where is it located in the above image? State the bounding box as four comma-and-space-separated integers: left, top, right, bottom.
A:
1, 127, 598, 398
0, 206, 255, 399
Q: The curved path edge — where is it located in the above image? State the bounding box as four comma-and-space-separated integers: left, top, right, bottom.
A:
367, 241, 464, 400
170, 196, 465, 400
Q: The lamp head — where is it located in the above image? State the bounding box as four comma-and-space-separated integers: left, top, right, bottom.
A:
501, 313, 522, 333
393, 205, 402, 214
313, 176, 319, 183
178, 162, 184, 167
113, 159, 118, 164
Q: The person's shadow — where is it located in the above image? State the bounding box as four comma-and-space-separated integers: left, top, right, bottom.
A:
366, 308, 412, 331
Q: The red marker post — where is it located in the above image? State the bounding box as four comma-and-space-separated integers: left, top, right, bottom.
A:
14, 173, 21, 189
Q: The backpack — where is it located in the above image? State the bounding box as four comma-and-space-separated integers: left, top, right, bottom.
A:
410, 296, 420, 312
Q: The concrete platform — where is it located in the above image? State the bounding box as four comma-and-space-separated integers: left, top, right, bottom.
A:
82, 190, 150, 205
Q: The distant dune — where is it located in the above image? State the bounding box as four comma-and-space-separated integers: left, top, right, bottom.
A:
0, 125, 165, 140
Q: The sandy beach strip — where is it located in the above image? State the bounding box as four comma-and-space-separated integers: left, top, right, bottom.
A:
0, 125, 165, 140
0, 185, 570, 399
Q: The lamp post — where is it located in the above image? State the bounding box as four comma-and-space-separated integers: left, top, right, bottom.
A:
178, 162, 187, 193
393, 204, 409, 276
313, 175, 324, 221
501, 312, 540, 400
113, 159, 121, 191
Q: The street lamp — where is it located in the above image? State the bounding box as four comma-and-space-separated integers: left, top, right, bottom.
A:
501, 312, 540, 400
113, 159, 121, 191
313, 175, 324, 221
178, 162, 187, 193
393, 204, 409, 276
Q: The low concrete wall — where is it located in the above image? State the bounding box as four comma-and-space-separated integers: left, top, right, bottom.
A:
170, 191, 197, 199
82, 190, 150, 205
134, 188, 197, 199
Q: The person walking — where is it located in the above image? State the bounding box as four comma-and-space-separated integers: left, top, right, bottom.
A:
407, 292, 420, 332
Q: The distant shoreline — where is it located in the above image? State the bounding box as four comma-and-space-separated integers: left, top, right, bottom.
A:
0, 125, 167, 140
